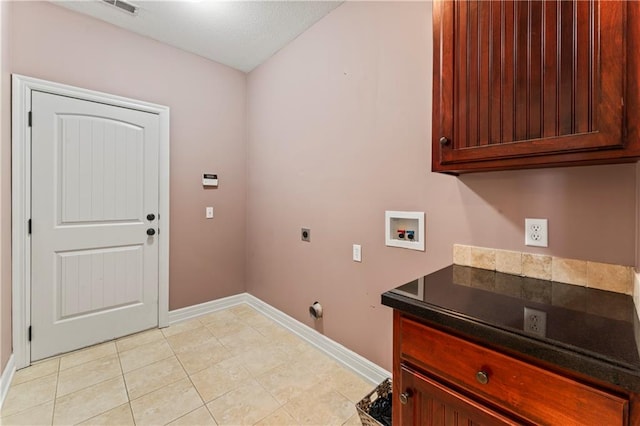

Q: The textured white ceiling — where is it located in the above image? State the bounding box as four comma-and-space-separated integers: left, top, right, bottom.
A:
53, 1, 343, 72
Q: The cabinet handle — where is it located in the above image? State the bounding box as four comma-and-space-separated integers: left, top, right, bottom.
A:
399, 391, 412, 405
439, 136, 450, 146
475, 370, 489, 385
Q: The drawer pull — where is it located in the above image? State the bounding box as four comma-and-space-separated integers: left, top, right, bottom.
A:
399, 391, 412, 405
476, 370, 489, 385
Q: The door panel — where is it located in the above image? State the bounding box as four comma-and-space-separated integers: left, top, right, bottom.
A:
57, 246, 143, 319
59, 116, 144, 223
31, 91, 160, 361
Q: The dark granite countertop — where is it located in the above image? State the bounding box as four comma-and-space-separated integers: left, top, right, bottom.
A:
381, 265, 640, 393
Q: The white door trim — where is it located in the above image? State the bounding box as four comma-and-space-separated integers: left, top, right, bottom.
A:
11, 74, 170, 369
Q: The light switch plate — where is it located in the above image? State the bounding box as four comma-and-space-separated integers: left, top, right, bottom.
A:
206, 207, 214, 219
353, 244, 362, 262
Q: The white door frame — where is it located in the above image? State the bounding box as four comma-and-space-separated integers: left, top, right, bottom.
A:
11, 74, 170, 369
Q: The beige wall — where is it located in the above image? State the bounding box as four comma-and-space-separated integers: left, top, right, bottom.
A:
246, 1, 637, 370
1, 0, 637, 376
8, 2, 247, 318
1, 1, 12, 372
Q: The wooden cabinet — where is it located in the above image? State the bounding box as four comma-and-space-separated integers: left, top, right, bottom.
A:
432, 0, 640, 173
400, 366, 523, 425
393, 312, 634, 425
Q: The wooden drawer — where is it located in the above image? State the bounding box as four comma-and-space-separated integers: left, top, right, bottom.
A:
401, 364, 524, 425
399, 317, 628, 425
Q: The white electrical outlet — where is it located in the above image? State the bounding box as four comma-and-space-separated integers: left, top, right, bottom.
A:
353, 244, 362, 262
206, 207, 214, 219
525, 218, 548, 247
524, 307, 547, 337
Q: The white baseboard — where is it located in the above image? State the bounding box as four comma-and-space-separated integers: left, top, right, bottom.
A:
168, 293, 391, 385
0, 354, 16, 410
244, 294, 391, 385
168, 293, 248, 325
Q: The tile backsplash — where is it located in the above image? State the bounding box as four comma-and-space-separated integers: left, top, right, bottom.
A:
453, 244, 634, 295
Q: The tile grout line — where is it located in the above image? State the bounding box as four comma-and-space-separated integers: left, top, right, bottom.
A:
114, 337, 132, 410
203, 403, 219, 426
58, 348, 127, 425
0, 361, 67, 423
161, 316, 213, 425
231, 306, 327, 425
171, 329, 209, 425
56, 337, 143, 424
7, 303, 368, 425
249, 380, 285, 425
0, 377, 55, 423
50, 358, 61, 425
195, 308, 287, 424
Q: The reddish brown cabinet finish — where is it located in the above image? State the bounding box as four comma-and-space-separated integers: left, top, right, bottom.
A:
400, 366, 524, 425
432, 0, 640, 173
392, 311, 636, 425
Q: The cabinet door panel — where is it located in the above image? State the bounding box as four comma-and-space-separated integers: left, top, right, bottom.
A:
400, 365, 524, 426
542, 1, 559, 138
433, 0, 625, 170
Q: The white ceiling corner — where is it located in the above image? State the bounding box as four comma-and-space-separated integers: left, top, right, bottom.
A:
52, 0, 344, 73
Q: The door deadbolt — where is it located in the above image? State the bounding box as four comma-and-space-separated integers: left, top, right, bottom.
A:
146, 213, 156, 221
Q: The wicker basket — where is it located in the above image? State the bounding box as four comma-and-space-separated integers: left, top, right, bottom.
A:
356, 378, 392, 426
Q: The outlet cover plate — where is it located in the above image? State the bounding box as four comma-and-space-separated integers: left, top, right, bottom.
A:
524, 307, 547, 337
525, 218, 548, 247
301, 228, 311, 242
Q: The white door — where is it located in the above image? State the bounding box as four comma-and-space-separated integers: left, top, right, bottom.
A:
30, 91, 160, 361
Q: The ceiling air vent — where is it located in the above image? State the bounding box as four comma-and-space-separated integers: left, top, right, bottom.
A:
101, 0, 138, 15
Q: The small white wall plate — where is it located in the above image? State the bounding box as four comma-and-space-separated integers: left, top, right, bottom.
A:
385, 211, 425, 251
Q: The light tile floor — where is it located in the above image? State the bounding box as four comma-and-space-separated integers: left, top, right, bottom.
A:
0, 304, 372, 425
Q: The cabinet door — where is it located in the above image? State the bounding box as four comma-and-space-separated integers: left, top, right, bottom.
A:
399, 365, 525, 426
432, 0, 625, 172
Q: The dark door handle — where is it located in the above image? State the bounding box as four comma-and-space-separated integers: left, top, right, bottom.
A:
146, 214, 156, 221
146, 228, 156, 236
